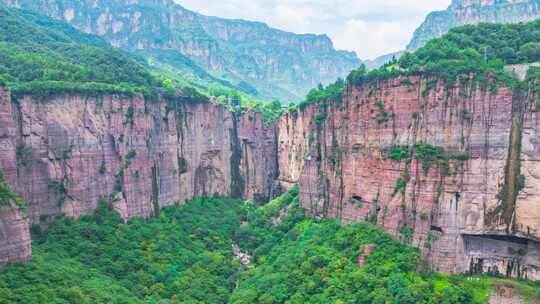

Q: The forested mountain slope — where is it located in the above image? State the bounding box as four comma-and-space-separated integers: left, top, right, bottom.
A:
1, 0, 360, 101
408, 0, 540, 52
0, 5, 171, 97
368, 0, 540, 69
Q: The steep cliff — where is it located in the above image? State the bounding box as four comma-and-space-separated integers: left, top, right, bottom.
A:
277, 74, 540, 280
2, 76, 540, 282
0, 83, 278, 265
408, 0, 540, 51
0, 86, 31, 266
0, 0, 360, 101
0, 206, 30, 267
12, 93, 277, 222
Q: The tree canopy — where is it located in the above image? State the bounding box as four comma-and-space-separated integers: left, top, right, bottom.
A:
2, 188, 538, 303
0, 5, 166, 98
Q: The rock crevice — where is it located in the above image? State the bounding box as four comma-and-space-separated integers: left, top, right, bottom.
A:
0, 89, 277, 266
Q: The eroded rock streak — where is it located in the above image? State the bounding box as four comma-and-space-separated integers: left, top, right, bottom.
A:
277, 76, 540, 280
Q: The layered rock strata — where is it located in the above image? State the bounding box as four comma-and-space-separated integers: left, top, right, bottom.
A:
0, 87, 277, 265
2, 73, 540, 282
277, 75, 540, 280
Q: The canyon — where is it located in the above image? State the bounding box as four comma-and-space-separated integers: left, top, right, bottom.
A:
0, 84, 278, 266
1, 72, 539, 281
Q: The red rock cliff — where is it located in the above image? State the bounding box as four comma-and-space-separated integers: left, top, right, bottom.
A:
0, 86, 31, 266
2, 74, 540, 282
278, 75, 540, 280
0, 87, 277, 265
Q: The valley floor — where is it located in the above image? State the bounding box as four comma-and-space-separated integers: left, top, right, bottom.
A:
0, 188, 538, 304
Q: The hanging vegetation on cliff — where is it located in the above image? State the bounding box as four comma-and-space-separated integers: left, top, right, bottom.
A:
0, 171, 25, 211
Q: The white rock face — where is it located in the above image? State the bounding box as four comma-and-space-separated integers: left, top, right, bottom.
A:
232, 243, 251, 265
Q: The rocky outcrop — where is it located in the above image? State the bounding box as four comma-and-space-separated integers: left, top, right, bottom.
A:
0, 85, 277, 265
408, 0, 540, 51
489, 284, 525, 304
277, 74, 540, 280
1, 0, 360, 101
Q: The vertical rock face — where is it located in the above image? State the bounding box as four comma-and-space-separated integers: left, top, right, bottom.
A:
9, 94, 277, 222
0, 206, 31, 266
0, 86, 31, 266
0, 86, 277, 265
407, 0, 540, 51
277, 75, 540, 280
1, 75, 539, 281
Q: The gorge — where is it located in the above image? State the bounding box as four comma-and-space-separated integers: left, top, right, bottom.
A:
1, 68, 540, 281
0, 2, 540, 302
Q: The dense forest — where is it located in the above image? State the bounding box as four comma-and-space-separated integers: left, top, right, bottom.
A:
1, 188, 538, 303
349, 20, 540, 87
0, 6, 172, 98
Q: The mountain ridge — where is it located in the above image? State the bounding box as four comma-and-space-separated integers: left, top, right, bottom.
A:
366, 0, 540, 70
407, 0, 540, 51
1, 0, 360, 101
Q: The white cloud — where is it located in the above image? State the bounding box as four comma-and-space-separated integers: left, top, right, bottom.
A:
174, 0, 451, 60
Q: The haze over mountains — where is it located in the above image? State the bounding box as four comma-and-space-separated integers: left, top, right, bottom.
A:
1, 0, 360, 101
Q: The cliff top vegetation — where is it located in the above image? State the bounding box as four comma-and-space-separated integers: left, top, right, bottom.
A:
0, 5, 286, 121
298, 20, 540, 110
348, 20, 540, 88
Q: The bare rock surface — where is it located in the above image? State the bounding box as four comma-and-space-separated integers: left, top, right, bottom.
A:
0, 86, 277, 265
489, 284, 523, 304
277, 75, 540, 280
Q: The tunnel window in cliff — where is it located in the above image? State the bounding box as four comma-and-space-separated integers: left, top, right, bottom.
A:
350, 195, 363, 207
178, 157, 188, 174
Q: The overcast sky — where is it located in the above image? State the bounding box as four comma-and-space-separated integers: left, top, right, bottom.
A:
174, 0, 451, 60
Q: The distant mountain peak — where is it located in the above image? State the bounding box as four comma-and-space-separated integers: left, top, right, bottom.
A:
0, 0, 359, 101
364, 0, 540, 70
407, 0, 540, 51
451, 0, 530, 8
